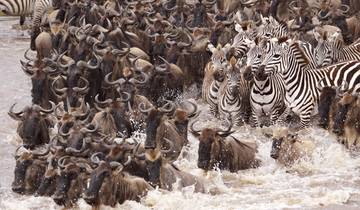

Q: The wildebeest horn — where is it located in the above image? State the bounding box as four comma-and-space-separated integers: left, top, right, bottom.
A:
80, 122, 98, 133
59, 123, 71, 137
183, 100, 198, 118
8, 103, 24, 121
57, 51, 75, 69
189, 120, 201, 136
91, 152, 104, 164
52, 76, 68, 94
159, 100, 175, 114
339, 4, 350, 14
110, 161, 124, 172
318, 9, 331, 19
92, 24, 109, 33
72, 77, 89, 93
58, 156, 73, 168
119, 91, 131, 102
123, 155, 132, 166
95, 94, 113, 105
65, 138, 87, 153
75, 28, 86, 41
161, 137, 174, 153
32, 144, 51, 157
217, 112, 234, 137
129, 71, 149, 85
104, 72, 126, 85
24, 48, 36, 61
139, 102, 153, 113
33, 101, 56, 114
76, 53, 102, 70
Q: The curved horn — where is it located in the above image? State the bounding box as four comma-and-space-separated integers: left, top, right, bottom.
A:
104, 72, 126, 86
159, 100, 175, 114
139, 102, 153, 114
189, 120, 201, 136
80, 122, 98, 133
33, 101, 56, 114
8, 103, 24, 121
59, 123, 71, 137
65, 138, 87, 153
72, 76, 89, 93
91, 152, 104, 164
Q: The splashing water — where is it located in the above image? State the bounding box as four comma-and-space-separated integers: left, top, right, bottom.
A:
1, 18, 360, 210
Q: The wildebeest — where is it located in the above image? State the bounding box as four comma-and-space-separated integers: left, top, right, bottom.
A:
270, 127, 315, 166
191, 118, 260, 172
52, 156, 91, 207
145, 148, 206, 193
12, 146, 49, 194
83, 154, 152, 207
9, 102, 55, 149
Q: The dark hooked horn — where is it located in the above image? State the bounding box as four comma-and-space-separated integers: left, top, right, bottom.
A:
24, 48, 36, 61
119, 91, 132, 102
110, 161, 124, 171
159, 100, 176, 114
58, 156, 72, 168
95, 94, 113, 105
31, 144, 51, 157
8, 103, 24, 121
80, 122, 98, 133
104, 72, 126, 86
139, 102, 153, 114
217, 112, 234, 137
189, 120, 201, 136
57, 51, 75, 69
183, 100, 198, 118
123, 155, 132, 166
72, 76, 89, 93
33, 101, 56, 114
65, 138, 87, 153
76, 53, 102, 70
91, 152, 104, 164
128, 71, 149, 85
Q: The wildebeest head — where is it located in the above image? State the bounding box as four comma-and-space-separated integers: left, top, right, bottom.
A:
9, 103, 55, 149
53, 156, 90, 206
12, 146, 49, 194
333, 92, 357, 135
191, 117, 234, 170
145, 148, 162, 186
36, 155, 58, 196
83, 153, 122, 206
270, 128, 298, 159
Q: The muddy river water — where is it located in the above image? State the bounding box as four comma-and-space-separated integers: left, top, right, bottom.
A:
0, 17, 360, 210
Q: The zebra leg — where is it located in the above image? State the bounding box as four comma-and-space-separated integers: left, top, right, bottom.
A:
276, 106, 291, 125
20, 16, 25, 26
299, 110, 313, 128
250, 108, 260, 127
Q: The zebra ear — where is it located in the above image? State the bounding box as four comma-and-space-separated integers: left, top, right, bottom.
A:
312, 29, 321, 42
207, 43, 216, 54
235, 23, 243, 33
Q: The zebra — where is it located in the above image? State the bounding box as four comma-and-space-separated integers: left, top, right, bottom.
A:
218, 57, 252, 125
261, 38, 360, 128
245, 40, 287, 127
256, 15, 289, 39
0, 0, 34, 25
230, 22, 255, 59
30, 0, 52, 50
202, 43, 230, 117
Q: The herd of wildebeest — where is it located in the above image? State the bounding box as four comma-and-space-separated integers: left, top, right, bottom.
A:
7, 0, 360, 208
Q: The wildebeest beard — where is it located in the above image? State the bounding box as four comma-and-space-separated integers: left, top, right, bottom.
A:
85, 170, 108, 203
146, 158, 162, 187
145, 110, 164, 149
197, 142, 212, 169
31, 77, 46, 105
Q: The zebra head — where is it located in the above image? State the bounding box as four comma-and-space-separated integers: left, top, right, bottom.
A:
313, 30, 336, 67
259, 38, 288, 76
225, 57, 241, 96
243, 41, 265, 80
207, 42, 231, 79
230, 22, 255, 59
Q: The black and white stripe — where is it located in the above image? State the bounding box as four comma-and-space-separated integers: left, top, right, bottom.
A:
262, 39, 360, 127
246, 43, 287, 127
218, 62, 252, 125
32, 0, 52, 28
